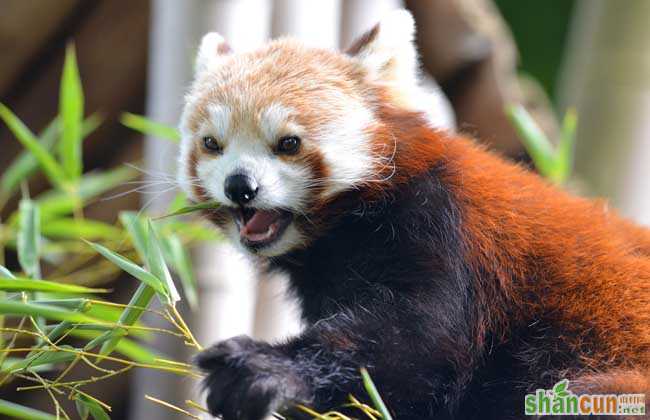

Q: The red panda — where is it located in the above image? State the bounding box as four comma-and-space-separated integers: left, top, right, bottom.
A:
178, 10, 650, 420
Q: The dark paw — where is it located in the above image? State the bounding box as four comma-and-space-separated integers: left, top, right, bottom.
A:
195, 335, 311, 420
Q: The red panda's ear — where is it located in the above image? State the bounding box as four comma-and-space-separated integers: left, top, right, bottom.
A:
195, 32, 232, 74
346, 10, 418, 88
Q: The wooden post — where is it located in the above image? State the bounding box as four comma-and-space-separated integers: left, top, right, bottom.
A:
560, 0, 650, 225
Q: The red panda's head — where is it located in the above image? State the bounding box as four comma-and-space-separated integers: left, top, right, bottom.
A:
178, 10, 448, 256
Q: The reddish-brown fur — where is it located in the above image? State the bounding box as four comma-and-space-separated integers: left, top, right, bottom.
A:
188, 15, 649, 418
369, 100, 650, 394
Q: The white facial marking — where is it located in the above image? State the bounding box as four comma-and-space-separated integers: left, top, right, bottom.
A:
180, 27, 419, 257
191, 118, 311, 257
189, 103, 308, 213
316, 103, 376, 197
260, 103, 296, 141
207, 104, 231, 140
196, 143, 311, 211
177, 104, 199, 202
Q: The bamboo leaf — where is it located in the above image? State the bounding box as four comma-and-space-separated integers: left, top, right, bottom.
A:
87, 307, 146, 332
556, 108, 577, 183
33, 300, 149, 339
32, 165, 138, 223
1, 358, 52, 373
59, 43, 84, 179
160, 234, 198, 310
2, 348, 76, 373
156, 201, 220, 219
31, 298, 88, 310
75, 398, 89, 420
85, 241, 167, 297
0, 118, 59, 202
41, 218, 123, 241
120, 112, 180, 142
0, 103, 67, 189
119, 211, 149, 261
0, 301, 101, 324
506, 105, 556, 179
98, 214, 158, 356
0, 265, 15, 279
0, 114, 101, 205
75, 395, 110, 420
360, 368, 393, 420
507, 105, 577, 185
147, 221, 180, 305
43, 321, 76, 347
163, 220, 221, 242
97, 283, 155, 357
167, 192, 189, 214
0, 277, 108, 294
81, 113, 103, 138
75, 166, 137, 199
17, 198, 40, 278
70, 329, 158, 363
30, 194, 81, 224
0, 398, 57, 420
25, 300, 91, 357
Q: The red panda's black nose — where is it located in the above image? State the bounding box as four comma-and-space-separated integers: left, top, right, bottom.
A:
224, 173, 258, 205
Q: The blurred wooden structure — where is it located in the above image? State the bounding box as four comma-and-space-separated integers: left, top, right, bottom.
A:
0, 1, 150, 418
0, 1, 149, 220
560, 0, 650, 226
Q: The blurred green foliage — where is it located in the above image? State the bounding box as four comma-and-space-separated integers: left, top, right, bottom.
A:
506, 105, 577, 185
0, 44, 209, 420
495, 0, 576, 101
0, 43, 394, 420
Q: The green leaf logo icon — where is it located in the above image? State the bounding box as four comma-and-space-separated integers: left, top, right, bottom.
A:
553, 379, 569, 398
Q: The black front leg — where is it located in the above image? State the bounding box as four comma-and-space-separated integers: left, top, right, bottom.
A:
196, 335, 312, 419
196, 300, 475, 420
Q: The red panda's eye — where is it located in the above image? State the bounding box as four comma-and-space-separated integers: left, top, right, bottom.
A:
276, 136, 301, 155
203, 136, 222, 153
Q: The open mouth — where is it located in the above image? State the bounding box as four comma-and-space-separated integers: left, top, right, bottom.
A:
231, 207, 293, 248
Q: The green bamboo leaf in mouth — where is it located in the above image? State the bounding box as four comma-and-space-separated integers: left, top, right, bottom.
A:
154, 201, 221, 219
